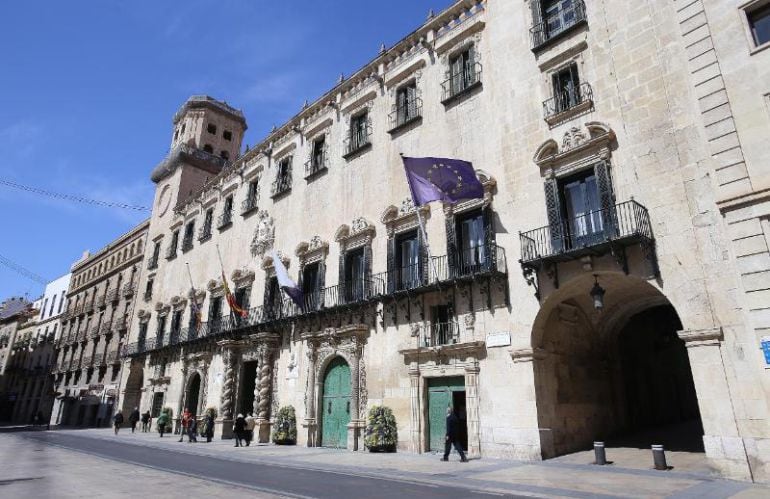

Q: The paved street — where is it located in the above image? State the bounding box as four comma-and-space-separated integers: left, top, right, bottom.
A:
1, 429, 768, 498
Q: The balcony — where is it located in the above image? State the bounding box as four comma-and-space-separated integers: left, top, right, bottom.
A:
531, 0, 587, 51
441, 63, 482, 104
165, 245, 178, 261
74, 303, 84, 316
181, 235, 194, 253
89, 326, 100, 339
96, 294, 106, 308
99, 321, 112, 336
217, 210, 233, 230
147, 255, 159, 270
198, 224, 213, 243
124, 245, 507, 357
122, 283, 136, 298
343, 127, 372, 159
519, 200, 655, 271
304, 150, 328, 179
106, 288, 119, 303
543, 82, 593, 124
241, 195, 259, 215
388, 98, 423, 134
271, 174, 292, 198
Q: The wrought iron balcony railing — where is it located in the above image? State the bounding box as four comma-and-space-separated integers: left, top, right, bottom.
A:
198, 224, 213, 242
421, 321, 463, 347
543, 82, 593, 121
124, 245, 507, 357
271, 174, 292, 197
100, 321, 112, 336
122, 283, 136, 298
531, 0, 587, 50
241, 195, 259, 215
343, 126, 372, 158
519, 200, 653, 265
217, 210, 233, 230
441, 63, 482, 103
388, 98, 423, 133
304, 150, 328, 179
181, 235, 194, 253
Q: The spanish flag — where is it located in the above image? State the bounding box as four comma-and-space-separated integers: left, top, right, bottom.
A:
222, 270, 248, 319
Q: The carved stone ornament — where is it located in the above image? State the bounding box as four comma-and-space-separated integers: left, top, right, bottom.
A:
335, 217, 375, 244
261, 251, 289, 271
562, 127, 587, 150
231, 267, 255, 286
170, 295, 187, 310
136, 309, 148, 319
295, 236, 329, 263
154, 302, 170, 315
250, 210, 275, 257
533, 122, 616, 169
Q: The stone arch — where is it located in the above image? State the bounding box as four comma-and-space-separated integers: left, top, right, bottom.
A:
182, 370, 204, 417
530, 271, 703, 459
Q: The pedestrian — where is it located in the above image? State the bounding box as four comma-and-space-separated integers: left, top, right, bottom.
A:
157, 410, 169, 438
204, 411, 215, 443
178, 408, 191, 442
113, 410, 124, 436
187, 416, 198, 443
129, 407, 140, 433
441, 407, 467, 462
141, 411, 151, 432
245, 413, 256, 446
233, 414, 246, 447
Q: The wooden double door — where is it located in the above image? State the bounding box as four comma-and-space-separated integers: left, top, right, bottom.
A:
428, 377, 467, 452
321, 357, 351, 448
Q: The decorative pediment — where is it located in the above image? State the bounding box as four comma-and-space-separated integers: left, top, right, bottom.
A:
380, 198, 430, 237
335, 217, 376, 249
250, 210, 275, 257
169, 295, 188, 310
231, 267, 255, 286
261, 251, 289, 271
534, 122, 616, 170
295, 236, 329, 265
187, 288, 205, 304
136, 309, 149, 320
154, 302, 170, 315
207, 279, 223, 295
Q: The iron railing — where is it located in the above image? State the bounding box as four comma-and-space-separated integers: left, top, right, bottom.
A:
543, 82, 593, 120
198, 224, 213, 242
304, 150, 328, 178
388, 98, 423, 131
107, 288, 119, 303
441, 62, 482, 103
271, 173, 292, 197
421, 321, 462, 347
217, 210, 233, 229
122, 283, 136, 298
100, 321, 112, 336
531, 0, 587, 50
124, 245, 507, 357
241, 195, 259, 215
519, 200, 653, 263
343, 124, 372, 158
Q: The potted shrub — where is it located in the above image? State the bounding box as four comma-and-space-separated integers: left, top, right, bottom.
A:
200, 407, 217, 438
272, 405, 297, 445
364, 406, 397, 452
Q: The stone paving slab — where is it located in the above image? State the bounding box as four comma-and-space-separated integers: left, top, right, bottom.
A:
47, 428, 770, 499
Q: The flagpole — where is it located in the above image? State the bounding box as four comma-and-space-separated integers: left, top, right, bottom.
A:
216, 245, 236, 322
185, 262, 201, 332
401, 153, 440, 284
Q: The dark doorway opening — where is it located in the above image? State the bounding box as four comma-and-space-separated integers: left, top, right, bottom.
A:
187, 373, 201, 418
239, 361, 258, 416
452, 391, 468, 451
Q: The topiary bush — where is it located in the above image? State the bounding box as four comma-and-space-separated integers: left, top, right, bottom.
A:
364, 405, 397, 452
272, 405, 297, 445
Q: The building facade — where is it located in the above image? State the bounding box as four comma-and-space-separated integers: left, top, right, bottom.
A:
51, 222, 149, 427
0, 297, 34, 421
120, 0, 770, 482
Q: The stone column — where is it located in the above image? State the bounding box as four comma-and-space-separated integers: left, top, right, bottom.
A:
255, 346, 273, 443
464, 360, 481, 459
347, 349, 362, 451
408, 362, 421, 453
251, 362, 260, 417
302, 343, 318, 447
677, 328, 752, 481
510, 347, 552, 460
218, 345, 236, 439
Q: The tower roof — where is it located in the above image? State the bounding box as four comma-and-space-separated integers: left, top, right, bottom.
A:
172, 95, 247, 128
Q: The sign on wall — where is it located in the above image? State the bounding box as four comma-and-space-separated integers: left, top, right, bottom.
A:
486, 332, 511, 348
761, 337, 770, 366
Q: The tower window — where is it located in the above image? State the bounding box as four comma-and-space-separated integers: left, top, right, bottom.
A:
181, 123, 186, 133
223, 130, 232, 141
174, 128, 179, 141
207, 123, 217, 135
747, 3, 770, 47
203, 144, 214, 154
220, 150, 230, 160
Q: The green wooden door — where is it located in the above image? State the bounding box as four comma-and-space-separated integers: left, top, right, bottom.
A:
427, 377, 465, 451
321, 357, 351, 448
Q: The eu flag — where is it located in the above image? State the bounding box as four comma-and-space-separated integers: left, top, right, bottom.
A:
402, 156, 484, 207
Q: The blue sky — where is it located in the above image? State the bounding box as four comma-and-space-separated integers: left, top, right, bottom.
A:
0, 0, 454, 299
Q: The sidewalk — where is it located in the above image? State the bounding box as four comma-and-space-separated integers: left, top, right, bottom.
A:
52, 428, 769, 498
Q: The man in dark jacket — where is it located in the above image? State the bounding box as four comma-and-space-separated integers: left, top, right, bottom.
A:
441, 407, 467, 462
113, 411, 124, 436
129, 407, 140, 433
233, 414, 246, 447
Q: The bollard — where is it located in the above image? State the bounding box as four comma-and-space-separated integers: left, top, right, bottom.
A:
652, 444, 668, 470
593, 441, 607, 465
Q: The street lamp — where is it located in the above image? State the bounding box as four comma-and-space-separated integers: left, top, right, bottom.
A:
590, 274, 606, 311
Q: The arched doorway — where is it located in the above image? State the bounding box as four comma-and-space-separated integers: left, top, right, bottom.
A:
185, 372, 201, 417
320, 357, 351, 448
533, 273, 703, 458
121, 362, 144, 414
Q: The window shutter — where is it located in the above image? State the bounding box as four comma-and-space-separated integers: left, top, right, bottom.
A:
483, 206, 496, 270
446, 215, 457, 277
363, 245, 372, 297
530, 0, 544, 46
387, 237, 396, 293
318, 261, 326, 308
418, 228, 429, 285
593, 160, 616, 238
544, 178, 564, 254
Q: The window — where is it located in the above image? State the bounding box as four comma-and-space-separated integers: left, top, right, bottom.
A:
559, 169, 605, 246
149, 242, 160, 269
552, 63, 580, 113
182, 221, 195, 252
456, 210, 488, 274
156, 315, 167, 345
219, 196, 234, 228
209, 296, 223, 327
138, 322, 148, 343
444, 48, 480, 100
203, 144, 214, 154
306, 136, 327, 176
392, 82, 421, 129
344, 248, 366, 302
531, 0, 587, 49
243, 181, 259, 213
207, 123, 217, 135
234, 287, 251, 323
200, 208, 214, 240
220, 150, 230, 160
57, 294, 64, 314
272, 157, 292, 196
345, 112, 371, 156
301, 263, 322, 310
174, 128, 179, 141
430, 304, 457, 346
395, 230, 421, 290
166, 230, 179, 259
181, 123, 186, 134
151, 392, 165, 417
265, 277, 282, 318
223, 130, 232, 141
748, 3, 770, 47
144, 279, 153, 301
41, 299, 48, 319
